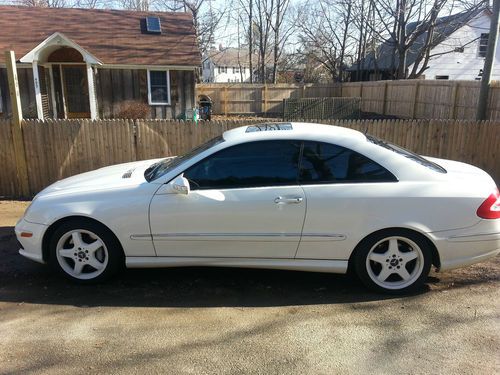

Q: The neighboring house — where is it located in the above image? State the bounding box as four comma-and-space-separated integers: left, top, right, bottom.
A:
348, 8, 500, 81
0, 6, 200, 120
202, 47, 257, 83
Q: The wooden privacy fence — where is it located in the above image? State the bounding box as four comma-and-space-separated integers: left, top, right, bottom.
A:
197, 83, 341, 116
0, 118, 498, 198
334, 80, 499, 120
197, 80, 500, 120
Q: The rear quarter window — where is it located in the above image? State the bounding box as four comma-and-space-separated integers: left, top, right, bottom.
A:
300, 141, 397, 184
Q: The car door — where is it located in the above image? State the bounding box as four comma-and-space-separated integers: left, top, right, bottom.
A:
295, 141, 398, 260
149, 140, 306, 258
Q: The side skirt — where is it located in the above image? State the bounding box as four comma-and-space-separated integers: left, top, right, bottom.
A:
125, 257, 348, 274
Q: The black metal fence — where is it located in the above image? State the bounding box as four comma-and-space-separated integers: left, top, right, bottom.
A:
283, 97, 361, 120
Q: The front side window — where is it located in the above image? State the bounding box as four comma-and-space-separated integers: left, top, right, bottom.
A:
184, 140, 301, 190
145, 136, 225, 182
300, 141, 397, 183
148, 70, 170, 105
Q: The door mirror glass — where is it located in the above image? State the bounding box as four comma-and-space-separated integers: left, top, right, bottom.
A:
170, 174, 190, 195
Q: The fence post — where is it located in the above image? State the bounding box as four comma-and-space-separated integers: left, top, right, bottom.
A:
411, 81, 420, 119
382, 82, 388, 115
263, 84, 268, 115
449, 82, 459, 119
224, 86, 228, 116
5, 50, 30, 197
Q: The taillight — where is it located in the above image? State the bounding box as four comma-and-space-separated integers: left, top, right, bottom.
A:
477, 188, 500, 219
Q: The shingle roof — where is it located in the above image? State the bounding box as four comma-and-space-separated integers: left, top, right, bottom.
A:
0, 5, 201, 66
348, 7, 487, 72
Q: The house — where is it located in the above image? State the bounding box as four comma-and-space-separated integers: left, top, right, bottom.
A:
202, 46, 256, 83
0, 6, 201, 120
348, 8, 500, 81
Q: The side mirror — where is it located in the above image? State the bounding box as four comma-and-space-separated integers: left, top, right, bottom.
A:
170, 174, 190, 195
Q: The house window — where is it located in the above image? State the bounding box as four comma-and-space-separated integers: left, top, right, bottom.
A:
478, 33, 489, 58
435, 75, 449, 80
218, 66, 227, 74
242, 67, 246, 74
233, 66, 240, 74
147, 70, 170, 105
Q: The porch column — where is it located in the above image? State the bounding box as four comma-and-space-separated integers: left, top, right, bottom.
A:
86, 63, 98, 120
32, 61, 44, 120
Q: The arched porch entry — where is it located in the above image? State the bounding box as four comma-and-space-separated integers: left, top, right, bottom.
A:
48, 47, 91, 119
20, 32, 101, 119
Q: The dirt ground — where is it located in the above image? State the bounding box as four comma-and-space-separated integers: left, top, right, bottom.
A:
0, 200, 499, 374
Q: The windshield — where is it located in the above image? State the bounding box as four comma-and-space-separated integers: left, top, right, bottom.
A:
367, 135, 446, 174
144, 135, 225, 182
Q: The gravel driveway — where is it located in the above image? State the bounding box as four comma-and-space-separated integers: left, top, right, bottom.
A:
0, 200, 499, 374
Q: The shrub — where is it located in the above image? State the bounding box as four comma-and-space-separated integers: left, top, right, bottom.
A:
116, 100, 150, 119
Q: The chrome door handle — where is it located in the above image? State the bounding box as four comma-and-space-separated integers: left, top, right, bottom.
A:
274, 196, 303, 204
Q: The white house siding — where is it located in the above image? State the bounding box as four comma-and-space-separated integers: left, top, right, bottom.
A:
410, 13, 500, 80
202, 60, 251, 83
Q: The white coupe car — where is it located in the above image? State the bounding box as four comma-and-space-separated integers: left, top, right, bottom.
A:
15, 123, 500, 293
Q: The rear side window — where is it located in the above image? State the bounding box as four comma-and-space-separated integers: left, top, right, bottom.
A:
300, 141, 397, 183
184, 140, 301, 190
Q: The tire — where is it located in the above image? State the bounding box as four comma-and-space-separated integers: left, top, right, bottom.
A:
353, 229, 432, 294
49, 219, 124, 284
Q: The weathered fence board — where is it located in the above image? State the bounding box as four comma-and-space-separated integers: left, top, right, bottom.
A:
0, 118, 498, 198
0, 119, 19, 197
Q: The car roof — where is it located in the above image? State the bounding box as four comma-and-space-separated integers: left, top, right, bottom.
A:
222, 122, 367, 143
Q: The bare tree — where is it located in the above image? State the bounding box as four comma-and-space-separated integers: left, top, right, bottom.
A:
296, 0, 355, 82
119, 0, 149, 10
236, 0, 255, 83
270, 0, 293, 83
73, 0, 106, 8
254, 0, 274, 82
156, 0, 226, 55
19, 0, 68, 7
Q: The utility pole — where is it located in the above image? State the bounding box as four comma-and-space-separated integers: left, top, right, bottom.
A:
476, 0, 500, 120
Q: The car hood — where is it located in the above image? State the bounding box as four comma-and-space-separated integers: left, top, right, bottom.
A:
38, 158, 168, 196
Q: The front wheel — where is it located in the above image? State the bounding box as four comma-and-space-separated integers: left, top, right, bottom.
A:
354, 230, 432, 294
49, 220, 123, 283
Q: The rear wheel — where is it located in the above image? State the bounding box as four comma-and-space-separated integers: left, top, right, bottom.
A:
354, 230, 432, 294
49, 220, 123, 283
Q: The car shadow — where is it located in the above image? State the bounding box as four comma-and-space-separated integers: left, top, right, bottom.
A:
0, 226, 471, 309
